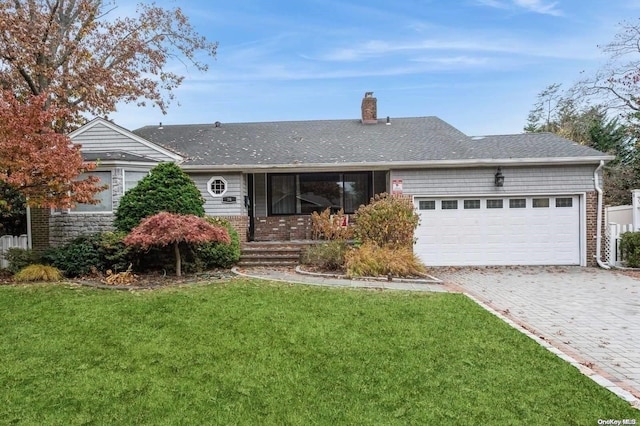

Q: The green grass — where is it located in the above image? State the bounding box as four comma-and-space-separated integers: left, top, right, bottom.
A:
0, 279, 636, 425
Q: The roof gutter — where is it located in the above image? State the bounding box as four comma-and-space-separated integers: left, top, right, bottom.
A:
594, 160, 610, 269
179, 155, 614, 173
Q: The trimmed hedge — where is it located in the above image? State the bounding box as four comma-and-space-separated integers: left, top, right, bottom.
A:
192, 217, 241, 269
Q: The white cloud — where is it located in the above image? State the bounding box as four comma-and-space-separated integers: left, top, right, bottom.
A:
476, 0, 563, 16
313, 35, 598, 63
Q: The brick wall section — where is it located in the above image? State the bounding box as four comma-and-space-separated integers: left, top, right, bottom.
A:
220, 215, 249, 242
254, 216, 314, 241
585, 190, 600, 267
30, 208, 50, 252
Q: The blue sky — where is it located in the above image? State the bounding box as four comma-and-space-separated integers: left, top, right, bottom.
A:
109, 0, 640, 136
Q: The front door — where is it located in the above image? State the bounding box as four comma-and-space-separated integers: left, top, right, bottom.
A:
247, 174, 255, 241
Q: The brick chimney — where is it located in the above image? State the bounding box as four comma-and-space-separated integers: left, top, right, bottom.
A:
361, 91, 377, 124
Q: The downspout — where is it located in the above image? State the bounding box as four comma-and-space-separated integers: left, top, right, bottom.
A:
594, 160, 610, 269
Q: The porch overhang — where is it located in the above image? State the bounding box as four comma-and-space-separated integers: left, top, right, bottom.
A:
178, 155, 614, 174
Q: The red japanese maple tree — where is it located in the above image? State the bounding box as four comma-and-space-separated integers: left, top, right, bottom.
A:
123, 212, 231, 277
0, 91, 103, 208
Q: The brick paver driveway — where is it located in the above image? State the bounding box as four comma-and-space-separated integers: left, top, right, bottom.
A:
437, 266, 640, 401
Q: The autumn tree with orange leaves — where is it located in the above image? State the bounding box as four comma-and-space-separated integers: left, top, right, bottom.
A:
0, 0, 218, 132
0, 91, 103, 208
0, 1, 217, 209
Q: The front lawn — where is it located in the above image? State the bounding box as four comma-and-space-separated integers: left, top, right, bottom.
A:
0, 279, 636, 424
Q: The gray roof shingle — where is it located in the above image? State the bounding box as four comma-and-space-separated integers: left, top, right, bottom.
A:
82, 150, 158, 163
466, 133, 609, 160
133, 117, 611, 169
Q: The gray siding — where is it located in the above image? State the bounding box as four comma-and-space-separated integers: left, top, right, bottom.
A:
189, 172, 245, 216
73, 122, 175, 162
393, 165, 598, 196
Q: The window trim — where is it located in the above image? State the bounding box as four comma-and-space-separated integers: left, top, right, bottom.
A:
207, 176, 228, 197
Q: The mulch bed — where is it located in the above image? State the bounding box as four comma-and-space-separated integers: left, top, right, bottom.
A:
0, 269, 237, 290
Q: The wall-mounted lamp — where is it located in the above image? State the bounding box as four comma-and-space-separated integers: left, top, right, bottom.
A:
494, 167, 505, 187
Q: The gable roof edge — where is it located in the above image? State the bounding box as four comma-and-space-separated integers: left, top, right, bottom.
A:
70, 117, 184, 162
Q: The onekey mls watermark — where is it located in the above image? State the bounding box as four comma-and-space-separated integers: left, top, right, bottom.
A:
597, 420, 637, 425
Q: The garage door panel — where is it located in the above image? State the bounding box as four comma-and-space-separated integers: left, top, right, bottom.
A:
415, 195, 580, 266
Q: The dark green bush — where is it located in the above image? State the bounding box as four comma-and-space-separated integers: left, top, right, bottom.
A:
43, 232, 138, 276
134, 217, 240, 274
5, 248, 40, 274
114, 163, 205, 232
620, 231, 640, 267
42, 235, 101, 277
96, 231, 136, 272
302, 241, 350, 271
192, 217, 241, 269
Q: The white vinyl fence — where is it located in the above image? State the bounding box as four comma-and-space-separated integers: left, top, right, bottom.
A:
0, 234, 28, 269
607, 224, 634, 267
604, 189, 640, 267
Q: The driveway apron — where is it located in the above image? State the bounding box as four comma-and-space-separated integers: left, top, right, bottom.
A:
437, 266, 640, 402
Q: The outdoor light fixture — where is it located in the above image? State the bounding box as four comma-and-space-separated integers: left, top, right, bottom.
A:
494, 167, 505, 187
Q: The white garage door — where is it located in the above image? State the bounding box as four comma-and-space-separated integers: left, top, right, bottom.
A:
414, 195, 581, 266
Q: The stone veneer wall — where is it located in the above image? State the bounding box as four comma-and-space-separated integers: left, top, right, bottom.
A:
49, 213, 116, 246
49, 167, 123, 246
254, 216, 314, 241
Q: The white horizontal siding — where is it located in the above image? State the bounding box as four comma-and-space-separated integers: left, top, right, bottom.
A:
189, 172, 245, 216
72, 122, 175, 162
393, 165, 597, 196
